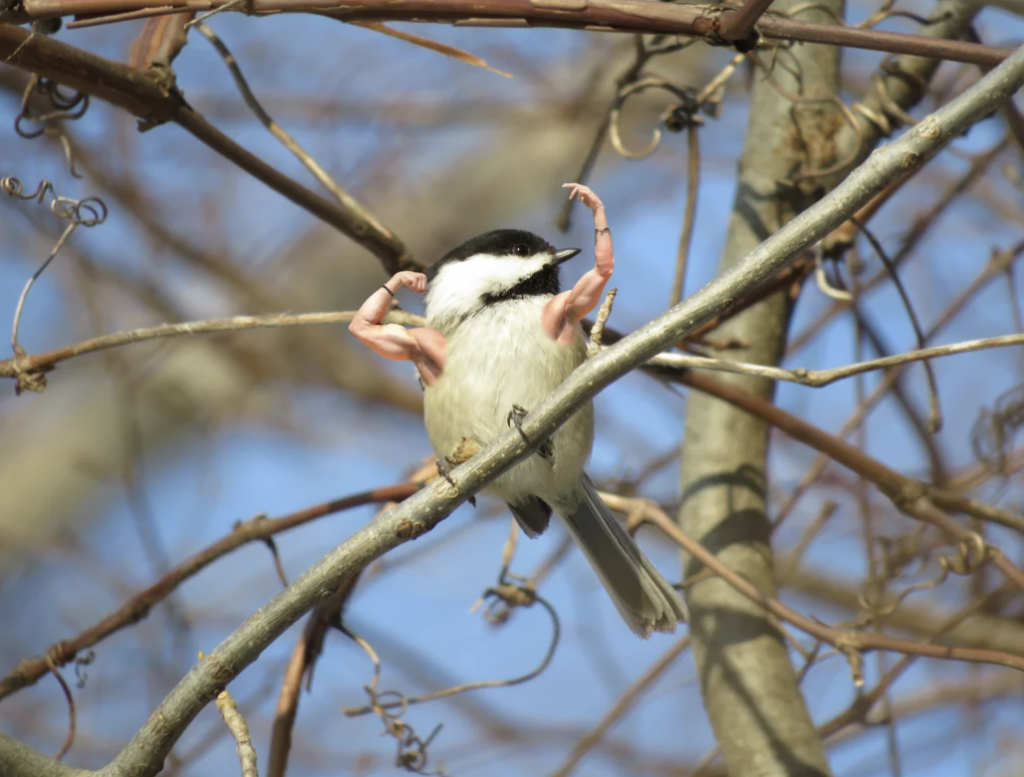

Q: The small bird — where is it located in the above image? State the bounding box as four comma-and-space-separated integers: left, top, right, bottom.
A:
350, 184, 687, 637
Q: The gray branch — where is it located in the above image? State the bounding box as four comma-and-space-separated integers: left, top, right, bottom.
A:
3, 37, 1024, 777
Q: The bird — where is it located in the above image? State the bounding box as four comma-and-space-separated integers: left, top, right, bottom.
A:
349, 184, 688, 637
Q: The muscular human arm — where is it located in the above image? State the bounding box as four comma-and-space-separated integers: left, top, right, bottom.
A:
348, 271, 445, 385
542, 183, 614, 345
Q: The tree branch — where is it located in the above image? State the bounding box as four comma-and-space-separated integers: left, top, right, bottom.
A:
0, 483, 418, 701
0, 25, 411, 273
0, 310, 421, 388
2, 0, 1012, 66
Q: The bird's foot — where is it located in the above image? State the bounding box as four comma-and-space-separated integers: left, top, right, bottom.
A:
506, 404, 554, 459
436, 453, 476, 508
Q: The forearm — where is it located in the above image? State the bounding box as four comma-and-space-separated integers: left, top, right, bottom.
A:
351, 283, 397, 332
348, 273, 429, 362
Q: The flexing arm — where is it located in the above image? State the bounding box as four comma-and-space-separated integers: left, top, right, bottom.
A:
542, 183, 614, 345
348, 271, 446, 385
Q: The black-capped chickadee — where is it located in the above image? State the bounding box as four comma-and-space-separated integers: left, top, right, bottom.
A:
350, 184, 687, 637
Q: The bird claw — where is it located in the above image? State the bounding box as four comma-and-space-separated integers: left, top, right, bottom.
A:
506, 404, 554, 459
436, 454, 477, 507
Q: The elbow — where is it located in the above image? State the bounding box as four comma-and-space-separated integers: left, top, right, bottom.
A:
348, 319, 366, 341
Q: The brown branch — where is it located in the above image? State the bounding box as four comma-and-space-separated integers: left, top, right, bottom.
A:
775, 239, 1024, 527
718, 0, 774, 43
675, 371, 1024, 579
2, 0, 1012, 66
790, 138, 1012, 357
0, 310, 422, 388
0, 25, 411, 273
193, 21, 397, 239
636, 501, 1024, 673
547, 636, 691, 777
268, 572, 362, 777
0, 483, 419, 701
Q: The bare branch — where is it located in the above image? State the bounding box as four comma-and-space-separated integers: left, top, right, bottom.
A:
193, 21, 396, 238
0, 484, 419, 701
650, 333, 1024, 388
2, 0, 1012, 66
640, 500, 1024, 672
216, 690, 259, 777
0, 310, 421, 386
547, 635, 691, 777
0, 25, 410, 272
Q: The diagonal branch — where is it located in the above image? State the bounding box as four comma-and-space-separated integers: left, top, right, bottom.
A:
0, 25, 411, 273
0, 483, 419, 701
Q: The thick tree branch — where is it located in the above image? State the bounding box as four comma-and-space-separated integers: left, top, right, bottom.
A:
1, 0, 1011, 66
0, 25, 411, 273
0, 730, 90, 777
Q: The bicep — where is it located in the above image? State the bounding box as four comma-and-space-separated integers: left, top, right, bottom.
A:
563, 269, 610, 321
351, 322, 425, 362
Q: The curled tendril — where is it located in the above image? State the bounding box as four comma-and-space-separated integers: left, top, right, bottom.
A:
941, 533, 989, 576
973, 384, 1024, 474
74, 650, 95, 690
1, 177, 107, 227
17, 77, 89, 131
341, 625, 447, 775
609, 77, 710, 159
15, 76, 88, 177
3, 177, 108, 390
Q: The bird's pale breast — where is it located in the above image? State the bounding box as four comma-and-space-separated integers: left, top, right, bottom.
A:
423, 298, 594, 505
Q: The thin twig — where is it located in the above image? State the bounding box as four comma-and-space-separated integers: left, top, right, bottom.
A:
8, 307, 1020, 399
217, 689, 259, 777
647, 333, 1024, 390
677, 369, 1024, 550
0, 310, 422, 384
45, 660, 75, 761
268, 573, 361, 777
194, 22, 397, 238
775, 241, 1024, 529
0, 26, 411, 272
851, 216, 942, 432
671, 122, 700, 307
628, 498, 1024, 673
343, 589, 560, 717
547, 636, 691, 777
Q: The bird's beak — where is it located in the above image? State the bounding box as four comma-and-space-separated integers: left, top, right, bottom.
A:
552, 248, 581, 266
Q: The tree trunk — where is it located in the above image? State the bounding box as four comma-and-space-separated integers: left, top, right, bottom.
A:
676, 1, 844, 774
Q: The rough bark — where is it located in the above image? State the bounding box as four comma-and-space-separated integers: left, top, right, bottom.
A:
676, 1, 844, 774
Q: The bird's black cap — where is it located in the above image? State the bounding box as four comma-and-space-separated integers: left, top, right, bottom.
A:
426, 229, 556, 281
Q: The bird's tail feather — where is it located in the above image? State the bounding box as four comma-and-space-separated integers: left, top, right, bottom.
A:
560, 474, 688, 638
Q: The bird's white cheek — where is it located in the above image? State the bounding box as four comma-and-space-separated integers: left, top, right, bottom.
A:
426, 254, 550, 323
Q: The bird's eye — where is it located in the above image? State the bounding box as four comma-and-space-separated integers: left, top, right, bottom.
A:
513, 244, 529, 257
